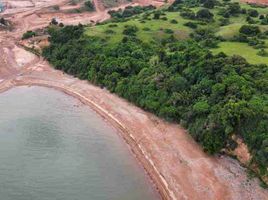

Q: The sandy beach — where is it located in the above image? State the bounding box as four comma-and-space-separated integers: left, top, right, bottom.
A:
0, 1, 268, 199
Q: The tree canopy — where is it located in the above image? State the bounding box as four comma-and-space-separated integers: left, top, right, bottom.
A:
43, 25, 268, 176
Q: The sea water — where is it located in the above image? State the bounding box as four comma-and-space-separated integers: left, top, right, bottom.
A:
0, 86, 160, 200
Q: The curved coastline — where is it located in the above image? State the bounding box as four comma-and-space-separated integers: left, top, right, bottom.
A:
0, 85, 161, 200
0, 70, 267, 199
0, 80, 174, 200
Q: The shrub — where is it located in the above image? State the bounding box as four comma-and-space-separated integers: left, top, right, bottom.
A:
196, 9, 214, 20
193, 100, 209, 114
108, 5, 155, 19
260, 15, 268, 25
47, 25, 84, 44
84, 1, 95, 11
248, 37, 265, 48
180, 9, 196, 19
227, 3, 241, 15
233, 33, 248, 42
190, 28, 219, 47
50, 18, 58, 25
22, 30, 36, 39
0, 17, 7, 26
168, 0, 183, 11
247, 9, 259, 17
123, 25, 138, 36
184, 21, 198, 29
257, 49, 268, 56
218, 17, 230, 26
164, 29, 174, 34
105, 29, 115, 34
52, 5, 60, 10
170, 19, 178, 24
239, 25, 260, 36
108, 24, 118, 27
171, 0, 183, 6
203, 0, 215, 9
246, 16, 257, 24
143, 27, 151, 31
218, 8, 230, 18
153, 11, 161, 19
259, 14, 264, 20
257, 32, 268, 39
161, 17, 168, 21
223, 11, 230, 18
241, 8, 247, 14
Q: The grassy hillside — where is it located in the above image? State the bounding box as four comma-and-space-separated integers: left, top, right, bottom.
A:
85, 1, 268, 65
85, 12, 192, 43
42, 0, 268, 184
213, 42, 268, 64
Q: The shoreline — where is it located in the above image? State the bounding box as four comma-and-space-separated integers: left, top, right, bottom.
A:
0, 80, 175, 200
0, 68, 267, 199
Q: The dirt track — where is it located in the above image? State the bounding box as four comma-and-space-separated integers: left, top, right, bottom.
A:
0, 1, 268, 200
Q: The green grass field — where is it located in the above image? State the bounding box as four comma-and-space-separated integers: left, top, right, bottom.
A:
216, 23, 243, 39
213, 42, 268, 64
85, 12, 193, 44
84, 0, 268, 64
216, 22, 268, 39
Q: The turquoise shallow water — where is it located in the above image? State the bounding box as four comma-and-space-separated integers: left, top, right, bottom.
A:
0, 86, 160, 200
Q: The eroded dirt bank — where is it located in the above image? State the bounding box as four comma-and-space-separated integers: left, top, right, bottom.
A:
0, 1, 268, 200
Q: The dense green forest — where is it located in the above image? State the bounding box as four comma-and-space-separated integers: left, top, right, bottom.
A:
42, 0, 268, 181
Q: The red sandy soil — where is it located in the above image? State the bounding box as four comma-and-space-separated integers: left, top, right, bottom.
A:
0, 1, 268, 200
231, 135, 252, 166
241, 0, 268, 5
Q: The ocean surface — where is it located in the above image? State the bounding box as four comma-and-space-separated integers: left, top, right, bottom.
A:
0, 86, 160, 200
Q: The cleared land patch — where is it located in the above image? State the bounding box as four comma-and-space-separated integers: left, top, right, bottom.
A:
213, 41, 268, 64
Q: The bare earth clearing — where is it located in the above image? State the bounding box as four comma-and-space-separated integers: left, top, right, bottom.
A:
0, 1, 268, 200
241, 0, 268, 5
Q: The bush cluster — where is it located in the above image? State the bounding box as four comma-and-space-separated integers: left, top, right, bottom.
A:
22, 30, 36, 39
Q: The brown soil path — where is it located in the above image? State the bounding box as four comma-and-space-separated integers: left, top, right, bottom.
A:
0, 1, 268, 200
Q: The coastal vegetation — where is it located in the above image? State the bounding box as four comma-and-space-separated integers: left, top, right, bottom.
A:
42, 0, 268, 182
22, 30, 36, 39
